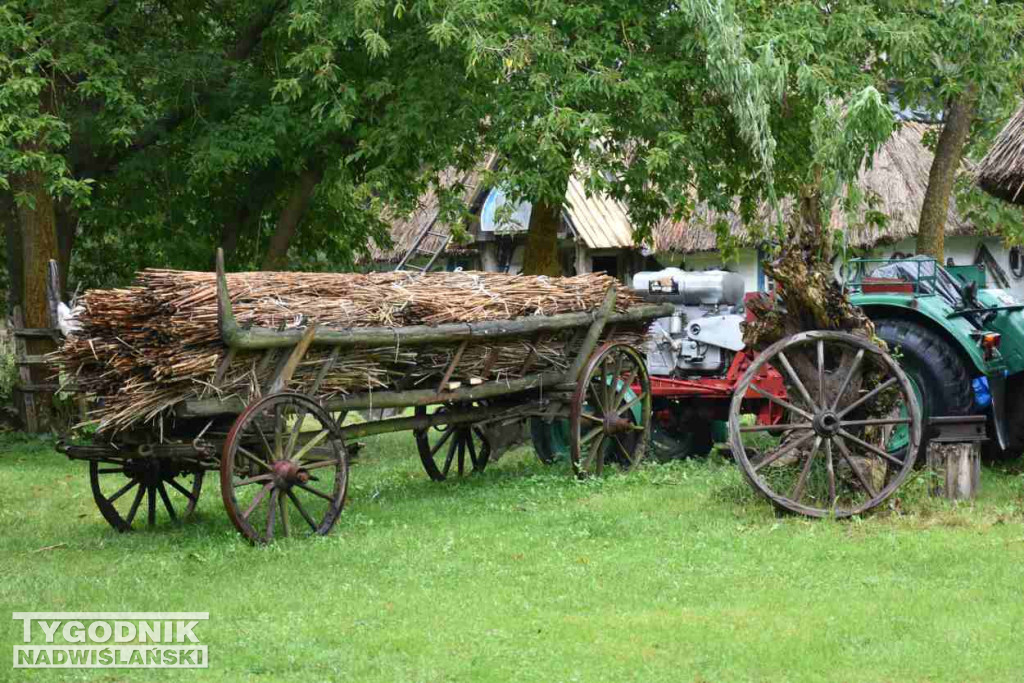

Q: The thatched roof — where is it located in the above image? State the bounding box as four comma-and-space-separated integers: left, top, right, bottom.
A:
368, 155, 497, 263
651, 122, 975, 254
977, 103, 1024, 205
374, 122, 977, 263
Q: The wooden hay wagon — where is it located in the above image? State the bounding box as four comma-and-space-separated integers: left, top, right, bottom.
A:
59, 251, 672, 543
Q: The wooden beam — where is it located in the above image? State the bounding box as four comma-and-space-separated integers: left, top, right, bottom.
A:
178, 369, 568, 417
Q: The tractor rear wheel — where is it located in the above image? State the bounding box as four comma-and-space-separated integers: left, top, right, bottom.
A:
874, 318, 974, 461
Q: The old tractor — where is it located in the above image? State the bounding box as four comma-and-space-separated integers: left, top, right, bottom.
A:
627, 256, 1023, 463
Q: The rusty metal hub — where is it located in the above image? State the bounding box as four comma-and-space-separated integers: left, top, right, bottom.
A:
602, 413, 632, 435
271, 460, 309, 488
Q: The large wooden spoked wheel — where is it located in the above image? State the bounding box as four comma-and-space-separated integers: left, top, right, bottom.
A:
89, 459, 203, 532
729, 331, 921, 518
221, 393, 348, 544
570, 342, 651, 477
414, 404, 491, 481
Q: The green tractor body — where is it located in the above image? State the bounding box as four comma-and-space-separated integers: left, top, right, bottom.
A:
847, 257, 1024, 455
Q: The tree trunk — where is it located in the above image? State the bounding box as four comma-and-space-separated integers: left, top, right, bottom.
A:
55, 200, 77, 298
13, 168, 60, 432
916, 89, 977, 262
522, 200, 563, 276
745, 184, 874, 350
261, 166, 323, 271
1, 189, 22, 313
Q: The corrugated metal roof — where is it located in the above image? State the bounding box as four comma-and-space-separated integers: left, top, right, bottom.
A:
564, 176, 636, 250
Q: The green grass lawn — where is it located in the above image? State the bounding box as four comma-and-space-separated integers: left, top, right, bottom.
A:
2, 429, 1024, 683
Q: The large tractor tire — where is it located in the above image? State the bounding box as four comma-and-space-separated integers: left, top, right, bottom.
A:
874, 317, 975, 461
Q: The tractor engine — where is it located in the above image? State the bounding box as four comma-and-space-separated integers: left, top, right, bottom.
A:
632, 268, 746, 378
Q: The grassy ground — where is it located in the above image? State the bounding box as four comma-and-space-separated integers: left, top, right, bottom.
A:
2, 430, 1024, 683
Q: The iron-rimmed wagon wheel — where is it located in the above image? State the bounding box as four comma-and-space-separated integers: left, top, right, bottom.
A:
89, 459, 203, 532
570, 342, 651, 477
729, 331, 921, 518
221, 393, 348, 544
413, 404, 491, 481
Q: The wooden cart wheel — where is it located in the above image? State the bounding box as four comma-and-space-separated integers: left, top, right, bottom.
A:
221, 393, 348, 544
729, 331, 921, 518
414, 405, 491, 481
89, 459, 203, 532
570, 342, 651, 477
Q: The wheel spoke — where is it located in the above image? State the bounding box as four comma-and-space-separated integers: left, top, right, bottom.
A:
580, 424, 604, 445
612, 370, 636, 411
147, 486, 157, 527
234, 473, 273, 488
253, 421, 275, 461
466, 431, 479, 469
286, 489, 318, 531
616, 392, 646, 416
789, 436, 821, 502
428, 426, 456, 458
831, 349, 864, 411
125, 485, 146, 526
748, 384, 813, 420
603, 356, 616, 408
583, 433, 605, 473
290, 429, 330, 463
97, 468, 125, 474
833, 435, 878, 498
274, 404, 283, 460
284, 407, 311, 461
295, 481, 334, 502
777, 350, 819, 413
836, 428, 905, 467
442, 432, 458, 477
817, 340, 826, 407
837, 377, 899, 418
157, 481, 177, 521
166, 477, 197, 502
612, 435, 633, 467
581, 412, 603, 424
266, 488, 279, 541
825, 439, 837, 510
242, 482, 274, 520
457, 437, 466, 476
840, 417, 911, 428
237, 445, 273, 472
278, 490, 290, 538
751, 430, 816, 473
107, 479, 139, 503
301, 458, 344, 471
739, 422, 813, 433
588, 381, 607, 415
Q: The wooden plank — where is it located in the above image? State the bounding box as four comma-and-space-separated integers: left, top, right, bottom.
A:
11, 307, 38, 432
15, 355, 53, 366
12, 328, 59, 339
17, 383, 62, 392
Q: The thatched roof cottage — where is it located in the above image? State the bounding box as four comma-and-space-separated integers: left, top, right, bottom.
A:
373, 122, 1023, 296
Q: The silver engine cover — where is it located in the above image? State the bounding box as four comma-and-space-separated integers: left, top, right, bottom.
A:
632, 268, 745, 306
